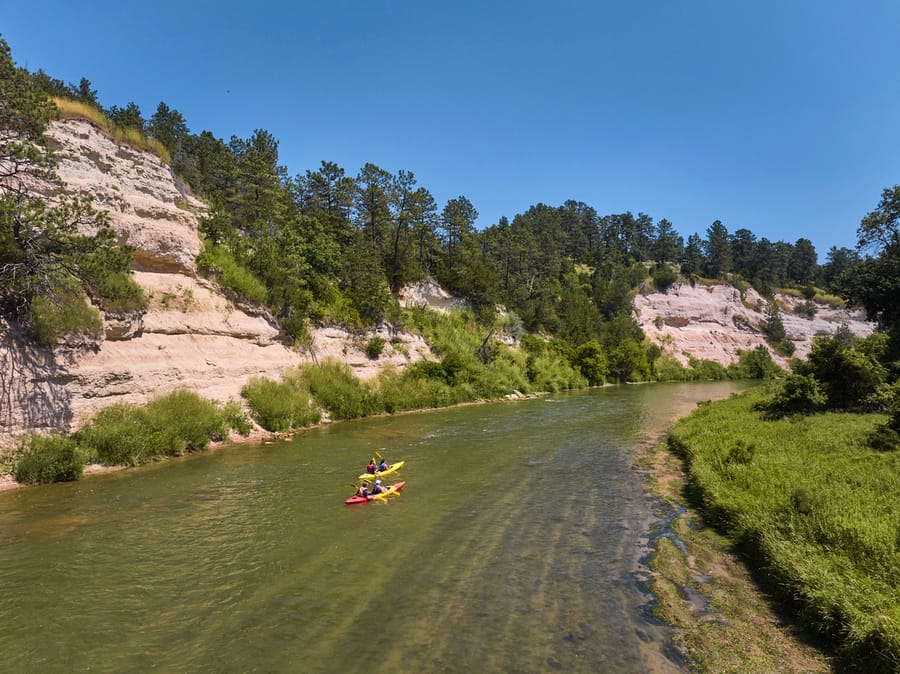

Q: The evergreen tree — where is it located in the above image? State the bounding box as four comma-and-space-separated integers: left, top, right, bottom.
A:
788, 237, 817, 285
438, 195, 478, 280
652, 218, 683, 263
148, 102, 189, 168
681, 233, 704, 276
730, 228, 757, 279
106, 102, 145, 130
821, 246, 860, 293
703, 220, 731, 278
354, 163, 392, 252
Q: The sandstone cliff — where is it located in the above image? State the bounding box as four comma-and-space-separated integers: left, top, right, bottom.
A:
0, 119, 431, 448
634, 281, 874, 367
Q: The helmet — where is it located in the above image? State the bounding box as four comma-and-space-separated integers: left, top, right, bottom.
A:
375, 479, 382, 485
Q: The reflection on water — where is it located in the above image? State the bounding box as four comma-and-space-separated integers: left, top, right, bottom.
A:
0, 382, 748, 672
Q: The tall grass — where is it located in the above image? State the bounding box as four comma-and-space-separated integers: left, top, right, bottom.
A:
52, 97, 172, 165
77, 390, 231, 466
668, 388, 900, 670
295, 360, 384, 419
241, 376, 321, 431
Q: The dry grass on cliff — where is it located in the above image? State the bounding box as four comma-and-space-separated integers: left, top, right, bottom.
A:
51, 97, 171, 165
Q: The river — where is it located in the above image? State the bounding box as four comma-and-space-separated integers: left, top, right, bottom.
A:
0, 382, 748, 673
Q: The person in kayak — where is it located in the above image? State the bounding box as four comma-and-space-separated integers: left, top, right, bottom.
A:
356, 481, 371, 498
366, 458, 376, 474
370, 479, 387, 496
377, 457, 390, 472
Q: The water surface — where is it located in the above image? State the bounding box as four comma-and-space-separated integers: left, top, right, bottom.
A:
0, 382, 748, 672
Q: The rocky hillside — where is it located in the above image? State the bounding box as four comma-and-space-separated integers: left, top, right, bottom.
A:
635, 281, 873, 367
0, 119, 432, 448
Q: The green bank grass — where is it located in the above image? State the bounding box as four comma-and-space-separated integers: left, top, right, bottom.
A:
77, 390, 237, 466
13, 434, 85, 484
667, 387, 900, 670
241, 376, 321, 432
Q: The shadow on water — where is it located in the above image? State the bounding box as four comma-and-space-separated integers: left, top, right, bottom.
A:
0, 382, 750, 673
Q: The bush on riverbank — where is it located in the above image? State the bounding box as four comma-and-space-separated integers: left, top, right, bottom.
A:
241, 376, 321, 431
13, 434, 85, 484
667, 387, 900, 670
77, 390, 239, 465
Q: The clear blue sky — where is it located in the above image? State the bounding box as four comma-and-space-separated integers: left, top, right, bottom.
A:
3, 1, 899, 257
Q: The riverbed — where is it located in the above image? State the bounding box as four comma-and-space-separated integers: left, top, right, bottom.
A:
0, 382, 748, 673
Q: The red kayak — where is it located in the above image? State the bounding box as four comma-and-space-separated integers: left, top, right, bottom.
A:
345, 481, 406, 505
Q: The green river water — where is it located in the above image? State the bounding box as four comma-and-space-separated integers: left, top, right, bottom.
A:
0, 382, 749, 673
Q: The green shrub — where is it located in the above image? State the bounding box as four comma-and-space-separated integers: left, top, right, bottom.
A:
241, 376, 321, 432
144, 390, 228, 451
365, 336, 386, 359
651, 265, 679, 292
13, 434, 84, 484
687, 357, 728, 381
77, 403, 151, 465
869, 425, 900, 452
526, 353, 587, 391
197, 244, 268, 305
726, 345, 783, 380
795, 300, 817, 319
92, 270, 146, 313
471, 351, 530, 398
297, 360, 382, 419
652, 353, 693, 382
27, 280, 103, 344
221, 399, 253, 436
573, 339, 608, 386
78, 390, 230, 465
755, 374, 826, 419
378, 371, 468, 412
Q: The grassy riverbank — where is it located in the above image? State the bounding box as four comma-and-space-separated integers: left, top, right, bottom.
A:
648, 387, 900, 671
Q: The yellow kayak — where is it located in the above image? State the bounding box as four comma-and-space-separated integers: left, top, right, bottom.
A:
358, 460, 404, 481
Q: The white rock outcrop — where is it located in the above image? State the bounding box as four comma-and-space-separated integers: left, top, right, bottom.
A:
634, 281, 874, 367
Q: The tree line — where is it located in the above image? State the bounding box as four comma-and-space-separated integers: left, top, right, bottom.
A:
3, 35, 898, 382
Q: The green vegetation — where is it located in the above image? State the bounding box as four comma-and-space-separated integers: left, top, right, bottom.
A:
196, 243, 268, 305
26, 276, 103, 344
364, 336, 386, 359
13, 434, 85, 484
668, 387, 900, 670
77, 390, 241, 466
241, 376, 321, 431
52, 97, 171, 164
294, 361, 384, 420
1, 40, 146, 344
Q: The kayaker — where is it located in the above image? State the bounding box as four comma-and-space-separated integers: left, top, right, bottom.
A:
366, 458, 376, 474
356, 481, 371, 498
370, 479, 387, 495
377, 458, 390, 472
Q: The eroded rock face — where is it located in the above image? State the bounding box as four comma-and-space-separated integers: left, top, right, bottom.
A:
634, 281, 874, 367
0, 120, 435, 448
44, 119, 204, 273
